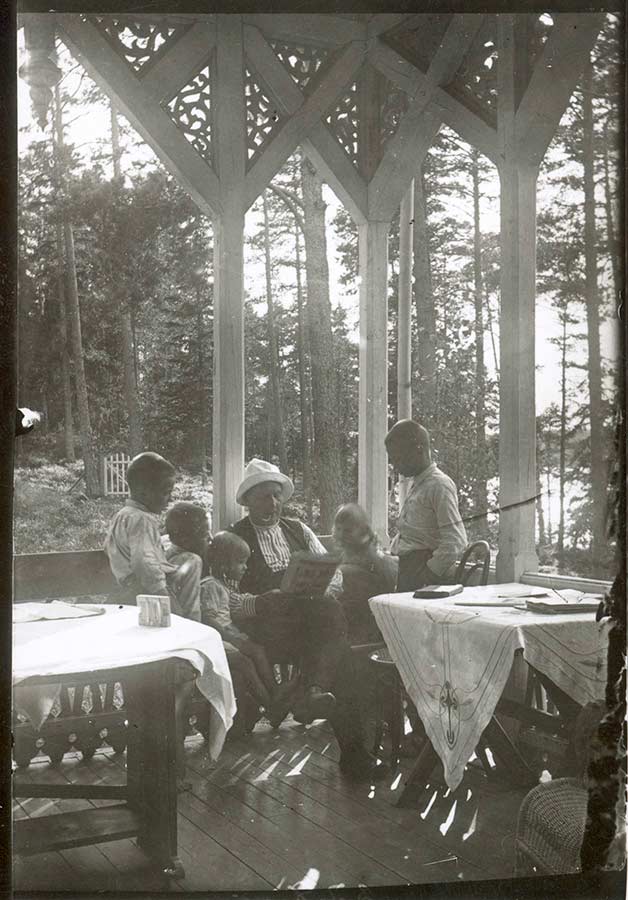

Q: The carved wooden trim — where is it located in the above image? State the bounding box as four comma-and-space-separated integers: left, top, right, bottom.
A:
58, 15, 221, 216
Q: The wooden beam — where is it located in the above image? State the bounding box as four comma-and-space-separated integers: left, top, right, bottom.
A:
212, 15, 247, 530
495, 15, 539, 582
243, 25, 367, 222
367, 15, 413, 39
369, 15, 483, 218
57, 14, 221, 217
242, 13, 366, 47
243, 24, 367, 220
243, 35, 366, 212
358, 220, 390, 546
141, 21, 215, 104
369, 38, 499, 165
514, 13, 604, 168
301, 130, 368, 224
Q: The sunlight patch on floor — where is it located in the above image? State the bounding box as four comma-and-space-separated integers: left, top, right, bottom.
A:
439, 800, 458, 836
286, 752, 312, 777
462, 807, 478, 841
420, 789, 438, 820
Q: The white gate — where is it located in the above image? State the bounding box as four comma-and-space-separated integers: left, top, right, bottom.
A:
103, 452, 131, 497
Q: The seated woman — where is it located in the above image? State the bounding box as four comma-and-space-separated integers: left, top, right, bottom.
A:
331, 503, 398, 645
227, 458, 387, 782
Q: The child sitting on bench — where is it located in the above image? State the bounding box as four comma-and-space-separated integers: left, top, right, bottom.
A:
104, 452, 201, 786
164, 505, 277, 736
104, 452, 201, 621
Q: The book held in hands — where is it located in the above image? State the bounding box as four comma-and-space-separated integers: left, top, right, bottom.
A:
280, 551, 339, 597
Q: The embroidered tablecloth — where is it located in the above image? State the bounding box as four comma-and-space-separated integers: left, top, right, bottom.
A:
370, 583, 609, 790
13, 604, 236, 760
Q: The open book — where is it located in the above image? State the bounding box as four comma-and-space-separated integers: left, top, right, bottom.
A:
525, 589, 604, 615
280, 551, 339, 597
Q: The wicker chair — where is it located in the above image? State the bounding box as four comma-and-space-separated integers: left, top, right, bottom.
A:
514, 777, 588, 875
514, 700, 606, 876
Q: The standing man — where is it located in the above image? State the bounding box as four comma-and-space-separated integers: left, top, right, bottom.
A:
385, 420, 468, 592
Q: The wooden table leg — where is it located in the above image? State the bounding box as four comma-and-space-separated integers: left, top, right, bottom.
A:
124, 659, 184, 878
395, 736, 440, 808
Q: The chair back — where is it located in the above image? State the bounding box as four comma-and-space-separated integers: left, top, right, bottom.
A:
455, 541, 491, 586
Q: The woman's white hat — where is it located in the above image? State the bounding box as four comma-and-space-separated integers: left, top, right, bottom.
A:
236, 458, 294, 506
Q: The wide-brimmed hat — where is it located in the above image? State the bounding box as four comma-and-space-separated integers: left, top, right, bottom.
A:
236, 458, 294, 506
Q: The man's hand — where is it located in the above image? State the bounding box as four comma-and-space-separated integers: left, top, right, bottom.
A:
255, 590, 293, 616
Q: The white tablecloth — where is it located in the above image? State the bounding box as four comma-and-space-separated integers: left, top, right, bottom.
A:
13, 605, 236, 760
370, 584, 609, 790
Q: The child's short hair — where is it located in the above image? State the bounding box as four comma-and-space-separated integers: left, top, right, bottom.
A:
333, 503, 375, 541
165, 502, 208, 546
126, 452, 174, 492
208, 531, 250, 579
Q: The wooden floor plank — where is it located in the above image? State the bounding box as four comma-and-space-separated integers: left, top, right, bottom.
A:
12, 717, 524, 892
183, 755, 407, 888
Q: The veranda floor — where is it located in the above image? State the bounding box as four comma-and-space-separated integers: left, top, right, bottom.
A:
12, 717, 529, 893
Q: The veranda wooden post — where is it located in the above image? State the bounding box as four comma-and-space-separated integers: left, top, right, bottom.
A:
212, 15, 246, 531
358, 219, 390, 546
397, 182, 414, 508
496, 16, 539, 583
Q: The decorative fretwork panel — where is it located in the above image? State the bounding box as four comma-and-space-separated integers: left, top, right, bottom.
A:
325, 81, 359, 167
382, 14, 454, 73
87, 16, 189, 77
445, 16, 498, 126
165, 58, 214, 167
245, 66, 282, 164
269, 40, 330, 93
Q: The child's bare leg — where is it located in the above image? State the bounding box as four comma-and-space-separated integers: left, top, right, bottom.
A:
228, 648, 271, 709
239, 641, 276, 696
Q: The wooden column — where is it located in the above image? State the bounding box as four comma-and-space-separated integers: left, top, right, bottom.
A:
397, 181, 414, 422
358, 219, 390, 545
397, 182, 414, 508
212, 16, 246, 530
496, 16, 538, 581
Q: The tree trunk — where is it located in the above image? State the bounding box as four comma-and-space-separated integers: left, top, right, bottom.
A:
111, 102, 143, 457
262, 191, 288, 474
413, 167, 437, 429
485, 283, 500, 384
54, 86, 100, 496
581, 59, 607, 575
601, 118, 620, 305
557, 317, 568, 568
294, 220, 313, 521
300, 157, 343, 530
195, 286, 208, 472
55, 221, 75, 462
536, 469, 546, 547
472, 149, 488, 535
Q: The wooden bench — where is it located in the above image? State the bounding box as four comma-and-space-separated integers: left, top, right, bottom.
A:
13, 550, 212, 768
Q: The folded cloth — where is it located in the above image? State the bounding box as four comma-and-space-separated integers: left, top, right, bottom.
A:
13, 601, 106, 624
